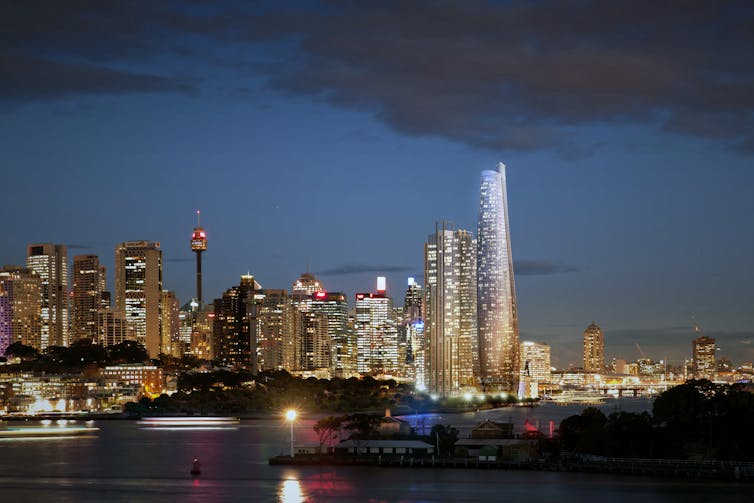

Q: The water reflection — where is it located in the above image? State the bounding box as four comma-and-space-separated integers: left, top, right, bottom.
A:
278, 477, 306, 503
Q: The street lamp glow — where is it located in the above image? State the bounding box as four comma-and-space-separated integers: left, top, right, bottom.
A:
285, 409, 297, 458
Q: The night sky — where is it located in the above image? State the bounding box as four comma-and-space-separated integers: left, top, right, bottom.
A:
2, 1, 753, 367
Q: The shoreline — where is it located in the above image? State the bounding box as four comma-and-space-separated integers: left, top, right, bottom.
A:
268, 454, 754, 482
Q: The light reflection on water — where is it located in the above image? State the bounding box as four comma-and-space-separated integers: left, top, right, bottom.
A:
278, 477, 305, 503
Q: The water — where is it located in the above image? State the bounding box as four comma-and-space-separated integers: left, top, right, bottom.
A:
0, 399, 750, 502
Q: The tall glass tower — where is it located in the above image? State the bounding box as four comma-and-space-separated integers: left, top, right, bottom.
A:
476, 162, 519, 391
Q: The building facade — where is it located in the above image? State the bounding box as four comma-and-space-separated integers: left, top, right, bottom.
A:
476, 164, 519, 391
26, 243, 68, 348
71, 255, 107, 344
0, 266, 41, 353
583, 321, 604, 372
424, 222, 478, 395
114, 241, 163, 358
692, 335, 716, 380
355, 291, 399, 375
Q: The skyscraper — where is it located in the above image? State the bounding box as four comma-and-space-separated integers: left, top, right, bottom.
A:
403, 277, 425, 386
476, 163, 519, 391
310, 291, 350, 376
583, 322, 604, 372
519, 341, 551, 398
160, 290, 180, 357
213, 274, 258, 367
0, 266, 41, 353
424, 222, 478, 395
71, 254, 107, 344
26, 243, 68, 348
355, 281, 399, 375
692, 333, 716, 380
115, 241, 163, 358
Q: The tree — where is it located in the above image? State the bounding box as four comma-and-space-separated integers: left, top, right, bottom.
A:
429, 424, 459, 458
4, 342, 39, 360
559, 407, 607, 454
108, 340, 149, 364
314, 416, 347, 449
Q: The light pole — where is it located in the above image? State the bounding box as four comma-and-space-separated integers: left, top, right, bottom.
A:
285, 409, 297, 458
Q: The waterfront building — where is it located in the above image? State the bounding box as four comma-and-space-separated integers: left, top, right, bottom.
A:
160, 291, 180, 357
476, 164, 519, 391
213, 274, 259, 367
520, 341, 551, 383
114, 241, 163, 358
692, 335, 716, 380
583, 322, 604, 372
101, 364, 164, 397
26, 243, 68, 348
424, 222, 478, 395
71, 255, 107, 344
0, 266, 42, 353
355, 285, 399, 375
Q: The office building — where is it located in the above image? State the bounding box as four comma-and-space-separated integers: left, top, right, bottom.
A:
114, 241, 163, 358
71, 255, 107, 344
213, 274, 258, 367
693, 334, 716, 380
355, 283, 399, 375
0, 266, 42, 353
160, 291, 180, 357
26, 244, 68, 348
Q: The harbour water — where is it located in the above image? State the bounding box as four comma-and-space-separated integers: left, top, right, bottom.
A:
0, 399, 750, 502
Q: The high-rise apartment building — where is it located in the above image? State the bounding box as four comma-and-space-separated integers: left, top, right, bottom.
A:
355, 287, 399, 375
402, 278, 425, 385
256, 289, 293, 371
71, 255, 107, 344
476, 164, 519, 391
424, 222, 478, 395
26, 244, 68, 348
115, 241, 163, 358
0, 266, 42, 353
583, 322, 604, 372
311, 291, 351, 376
160, 291, 180, 357
692, 334, 716, 380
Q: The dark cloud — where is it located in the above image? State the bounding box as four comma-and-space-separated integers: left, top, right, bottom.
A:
514, 260, 579, 276
4, 1, 754, 153
318, 264, 413, 276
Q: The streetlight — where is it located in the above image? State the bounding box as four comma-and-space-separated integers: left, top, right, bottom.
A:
285, 409, 297, 458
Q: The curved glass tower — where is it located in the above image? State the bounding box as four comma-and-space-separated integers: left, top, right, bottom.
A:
476, 162, 519, 391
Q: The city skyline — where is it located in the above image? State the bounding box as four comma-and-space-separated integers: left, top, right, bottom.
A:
2, 2, 753, 367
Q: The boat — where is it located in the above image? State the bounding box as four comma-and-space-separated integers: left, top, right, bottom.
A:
137, 416, 240, 427
0, 425, 99, 438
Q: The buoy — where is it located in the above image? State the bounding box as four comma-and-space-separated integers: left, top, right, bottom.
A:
191, 457, 201, 476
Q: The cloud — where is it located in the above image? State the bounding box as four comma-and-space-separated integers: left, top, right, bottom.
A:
514, 260, 579, 276
318, 264, 413, 276
5, 1, 754, 154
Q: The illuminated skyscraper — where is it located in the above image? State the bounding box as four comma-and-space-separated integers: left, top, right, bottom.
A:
476, 163, 519, 391
0, 266, 42, 353
71, 255, 107, 344
26, 243, 68, 348
115, 241, 163, 358
425, 222, 478, 395
160, 290, 180, 357
403, 277, 425, 385
256, 289, 293, 371
190, 210, 207, 308
692, 333, 716, 380
583, 322, 604, 372
311, 291, 351, 376
355, 280, 399, 375
213, 274, 259, 367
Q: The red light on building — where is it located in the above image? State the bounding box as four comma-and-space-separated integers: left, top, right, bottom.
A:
314, 291, 327, 299
356, 294, 365, 300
